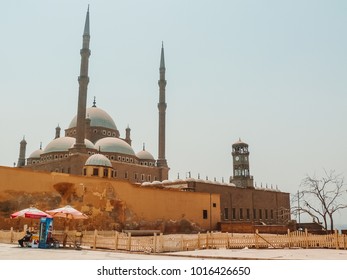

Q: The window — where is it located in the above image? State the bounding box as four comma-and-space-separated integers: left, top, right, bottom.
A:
93, 168, 99, 176
147, 175, 151, 181
246, 208, 250, 220
259, 209, 263, 220
212, 203, 216, 208
134, 173, 138, 180
239, 208, 243, 220
253, 209, 256, 219
224, 208, 229, 220
203, 210, 208, 219
232, 208, 236, 220
265, 209, 268, 220
141, 174, 145, 181
271, 209, 274, 219
124, 172, 128, 179
103, 168, 109, 178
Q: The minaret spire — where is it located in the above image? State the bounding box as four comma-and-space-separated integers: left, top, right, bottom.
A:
157, 42, 168, 172
17, 136, 27, 167
83, 5, 90, 36
160, 41, 165, 69
73, 7, 91, 151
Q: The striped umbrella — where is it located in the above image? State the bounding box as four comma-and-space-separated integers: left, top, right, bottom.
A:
10, 207, 52, 219
45, 205, 88, 220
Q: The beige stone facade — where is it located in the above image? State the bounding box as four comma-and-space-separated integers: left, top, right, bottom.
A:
0, 166, 219, 233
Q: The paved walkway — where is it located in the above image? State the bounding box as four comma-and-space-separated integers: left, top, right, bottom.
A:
1, 242, 347, 260
0, 243, 196, 260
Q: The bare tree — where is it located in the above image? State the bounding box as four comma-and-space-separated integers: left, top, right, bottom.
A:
292, 170, 347, 231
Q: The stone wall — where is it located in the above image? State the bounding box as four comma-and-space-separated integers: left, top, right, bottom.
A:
0, 166, 220, 233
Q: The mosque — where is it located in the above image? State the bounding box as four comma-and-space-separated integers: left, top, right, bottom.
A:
17, 7, 169, 184
5, 8, 291, 232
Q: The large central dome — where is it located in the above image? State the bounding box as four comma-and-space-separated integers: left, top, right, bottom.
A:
68, 106, 117, 130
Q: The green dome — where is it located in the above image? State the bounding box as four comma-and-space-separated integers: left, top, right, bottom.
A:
85, 154, 112, 167
28, 148, 43, 159
43, 137, 95, 154
136, 150, 155, 160
95, 137, 135, 156
69, 107, 117, 130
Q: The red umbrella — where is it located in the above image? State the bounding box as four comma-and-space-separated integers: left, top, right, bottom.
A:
10, 207, 52, 219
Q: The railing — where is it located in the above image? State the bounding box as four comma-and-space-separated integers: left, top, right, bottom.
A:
1, 228, 347, 253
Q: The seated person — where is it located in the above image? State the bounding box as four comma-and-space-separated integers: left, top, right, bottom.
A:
46, 231, 59, 247
18, 230, 32, 247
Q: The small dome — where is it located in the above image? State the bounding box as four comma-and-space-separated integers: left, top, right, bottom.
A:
28, 148, 43, 159
136, 149, 155, 161
85, 154, 112, 167
186, 178, 196, 182
43, 137, 76, 154
68, 107, 117, 130
151, 181, 162, 184
173, 179, 185, 184
162, 179, 172, 185
43, 137, 95, 154
95, 137, 135, 156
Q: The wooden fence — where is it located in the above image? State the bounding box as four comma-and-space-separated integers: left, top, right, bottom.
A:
1, 228, 347, 253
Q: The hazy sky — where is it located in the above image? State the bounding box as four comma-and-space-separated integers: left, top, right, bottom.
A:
1, 1, 346, 223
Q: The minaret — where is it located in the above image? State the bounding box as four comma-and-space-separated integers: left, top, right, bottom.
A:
73, 6, 91, 151
157, 42, 168, 169
17, 137, 27, 167
125, 125, 132, 145
55, 125, 61, 139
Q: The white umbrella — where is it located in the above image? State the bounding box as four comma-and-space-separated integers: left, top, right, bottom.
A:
46, 205, 88, 220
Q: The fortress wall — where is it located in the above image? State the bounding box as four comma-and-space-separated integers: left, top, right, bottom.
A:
0, 166, 220, 232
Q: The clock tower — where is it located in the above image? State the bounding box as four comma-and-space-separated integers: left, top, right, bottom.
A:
230, 139, 254, 188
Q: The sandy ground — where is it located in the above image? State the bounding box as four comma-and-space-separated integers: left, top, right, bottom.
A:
1, 242, 347, 260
